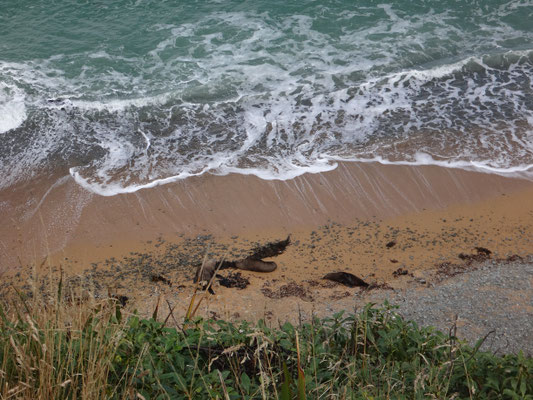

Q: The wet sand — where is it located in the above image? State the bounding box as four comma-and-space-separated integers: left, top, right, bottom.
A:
1, 161, 533, 323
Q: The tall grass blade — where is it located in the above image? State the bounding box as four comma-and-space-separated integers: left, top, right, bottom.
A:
295, 331, 306, 400
280, 362, 292, 400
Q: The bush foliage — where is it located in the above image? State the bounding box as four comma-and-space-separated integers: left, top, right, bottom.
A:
1, 296, 531, 399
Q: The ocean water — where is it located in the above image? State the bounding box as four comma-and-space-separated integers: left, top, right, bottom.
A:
1, 0, 532, 195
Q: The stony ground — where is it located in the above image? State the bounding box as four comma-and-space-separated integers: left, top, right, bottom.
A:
369, 256, 533, 356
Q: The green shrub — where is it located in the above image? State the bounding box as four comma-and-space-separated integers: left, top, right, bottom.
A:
1, 298, 531, 399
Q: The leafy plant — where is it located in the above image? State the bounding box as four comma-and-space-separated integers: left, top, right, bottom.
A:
1, 293, 531, 399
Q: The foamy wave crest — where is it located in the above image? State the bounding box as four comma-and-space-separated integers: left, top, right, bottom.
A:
65, 49, 533, 195
0, 83, 27, 134
68, 93, 175, 113
334, 153, 533, 180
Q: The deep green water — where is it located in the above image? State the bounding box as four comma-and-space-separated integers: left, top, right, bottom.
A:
1, 0, 532, 194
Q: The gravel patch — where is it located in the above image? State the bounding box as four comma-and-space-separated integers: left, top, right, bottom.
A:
384, 257, 533, 355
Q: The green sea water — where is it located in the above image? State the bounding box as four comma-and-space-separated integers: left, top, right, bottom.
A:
1, 0, 532, 194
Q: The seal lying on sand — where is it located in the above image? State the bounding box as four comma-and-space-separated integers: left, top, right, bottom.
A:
194, 236, 290, 286
236, 258, 277, 272
194, 258, 278, 283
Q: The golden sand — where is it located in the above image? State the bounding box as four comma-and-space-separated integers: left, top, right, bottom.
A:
1, 162, 532, 323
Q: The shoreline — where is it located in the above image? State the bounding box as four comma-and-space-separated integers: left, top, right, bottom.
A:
1, 161, 532, 272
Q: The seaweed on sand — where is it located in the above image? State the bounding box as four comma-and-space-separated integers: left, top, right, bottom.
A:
247, 235, 291, 260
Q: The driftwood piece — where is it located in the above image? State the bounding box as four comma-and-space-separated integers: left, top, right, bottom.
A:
193, 236, 291, 290
323, 272, 369, 288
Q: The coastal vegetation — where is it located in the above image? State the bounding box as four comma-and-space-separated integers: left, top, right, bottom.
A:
1, 281, 531, 399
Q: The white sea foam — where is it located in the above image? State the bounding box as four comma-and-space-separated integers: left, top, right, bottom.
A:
52, 48, 533, 194
69, 92, 174, 113
333, 153, 533, 177
0, 83, 27, 134
70, 151, 533, 197
70, 158, 226, 197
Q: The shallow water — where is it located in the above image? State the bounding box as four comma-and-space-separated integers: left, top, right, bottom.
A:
1, 0, 533, 195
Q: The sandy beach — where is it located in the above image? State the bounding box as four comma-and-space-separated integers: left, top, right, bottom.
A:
1, 161, 532, 267
1, 161, 532, 332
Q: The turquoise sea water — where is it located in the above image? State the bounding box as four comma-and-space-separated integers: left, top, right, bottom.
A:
1, 0, 532, 195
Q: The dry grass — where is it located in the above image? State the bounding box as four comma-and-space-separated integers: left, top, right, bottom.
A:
0, 272, 130, 400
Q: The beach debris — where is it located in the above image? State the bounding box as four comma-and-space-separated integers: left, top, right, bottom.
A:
458, 246, 492, 265
475, 247, 492, 257
150, 274, 171, 286
506, 254, 523, 262
390, 259, 399, 263
386, 240, 397, 248
261, 281, 313, 301
436, 261, 475, 278
305, 279, 338, 288
248, 235, 291, 260
436, 250, 525, 282
435, 247, 494, 279
193, 236, 291, 289
392, 267, 412, 278
218, 272, 250, 289
329, 291, 351, 300
323, 272, 369, 288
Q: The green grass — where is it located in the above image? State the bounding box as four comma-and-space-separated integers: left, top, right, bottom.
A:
1, 289, 531, 399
